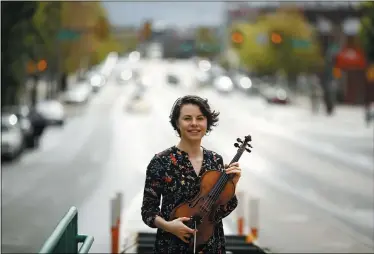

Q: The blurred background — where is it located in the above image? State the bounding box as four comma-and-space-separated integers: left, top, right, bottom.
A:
1, 1, 374, 253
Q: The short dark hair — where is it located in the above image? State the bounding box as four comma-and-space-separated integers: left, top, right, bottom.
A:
169, 95, 220, 136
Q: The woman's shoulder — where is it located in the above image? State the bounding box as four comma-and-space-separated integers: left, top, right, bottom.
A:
203, 147, 223, 158
148, 146, 177, 164
203, 147, 224, 164
153, 146, 177, 159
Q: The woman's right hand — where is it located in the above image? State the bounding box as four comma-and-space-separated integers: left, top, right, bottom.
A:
166, 217, 197, 243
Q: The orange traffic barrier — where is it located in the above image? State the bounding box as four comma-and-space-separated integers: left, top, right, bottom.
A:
111, 193, 123, 253
246, 197, 260, 243
236, 191, 246, 236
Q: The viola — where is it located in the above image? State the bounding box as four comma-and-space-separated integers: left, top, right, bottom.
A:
169, 135, 252, 253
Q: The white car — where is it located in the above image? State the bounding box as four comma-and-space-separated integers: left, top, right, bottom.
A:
213, 75, 234, 93
1, 114, 24, 160
89, 73, 106, 92
36, 100, 65, 126
63, 84, 92, 104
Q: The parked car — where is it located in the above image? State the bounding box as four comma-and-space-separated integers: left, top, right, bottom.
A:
36, 100, 65, 126
2, 105, 46, 148
1, 114, 24, 160
83, 70, 107, 93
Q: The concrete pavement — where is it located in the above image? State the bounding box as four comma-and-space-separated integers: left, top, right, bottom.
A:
2, 58, 373, 253
116, 60, 373, 253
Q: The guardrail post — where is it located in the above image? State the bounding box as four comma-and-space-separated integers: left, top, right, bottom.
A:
39, 206, 94, 254
111, 192, 123, 254
246, 196, 260, 244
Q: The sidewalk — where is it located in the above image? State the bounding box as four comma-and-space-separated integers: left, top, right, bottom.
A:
22, 73, 78, 106
292, 95, 371, 130
37, 73, 78, 102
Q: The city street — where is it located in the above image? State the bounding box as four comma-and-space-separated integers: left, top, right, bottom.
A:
2, 58, 373, 253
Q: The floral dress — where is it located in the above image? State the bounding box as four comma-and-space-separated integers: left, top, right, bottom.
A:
141, 146, 238, 254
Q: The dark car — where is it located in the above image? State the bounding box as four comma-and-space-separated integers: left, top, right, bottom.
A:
166, 74, 180, 85
2, 105, 47, 148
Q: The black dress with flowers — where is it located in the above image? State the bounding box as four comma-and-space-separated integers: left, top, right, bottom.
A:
141, 146, 238, 254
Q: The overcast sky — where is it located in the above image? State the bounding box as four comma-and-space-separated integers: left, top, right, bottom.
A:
101, 2, 225, 27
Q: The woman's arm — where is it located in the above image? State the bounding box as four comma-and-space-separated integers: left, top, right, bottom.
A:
141, 156, 164, 228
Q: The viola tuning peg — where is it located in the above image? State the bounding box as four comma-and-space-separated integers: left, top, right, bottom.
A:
245, 135, 252, 142
234, 143, 239, 148
245, 148, 251, 153
236, 138, 243, 143
247, 144, 253, 148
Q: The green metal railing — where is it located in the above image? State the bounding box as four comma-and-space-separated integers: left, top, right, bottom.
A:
39, 206, 94, 254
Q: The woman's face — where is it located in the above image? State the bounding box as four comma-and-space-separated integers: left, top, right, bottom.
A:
177, 104, 208, 141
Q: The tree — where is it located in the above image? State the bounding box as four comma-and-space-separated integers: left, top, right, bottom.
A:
236, 8, 324, 81
1, 2, 39, 106
1, 1, 122, 105
359, 1, 374, 117
360, 1, 374, 63
60, 2, 122, 73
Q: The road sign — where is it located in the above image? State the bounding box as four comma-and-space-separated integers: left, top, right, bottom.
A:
197, 43, 220, 52
57, 29, 81, 41
291, 39, 311, 49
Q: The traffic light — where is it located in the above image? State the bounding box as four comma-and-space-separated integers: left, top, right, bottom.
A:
37, 59, 47, 72
231, 31, 244, 48
26, 59, 47, 74
270, 32, 283, 45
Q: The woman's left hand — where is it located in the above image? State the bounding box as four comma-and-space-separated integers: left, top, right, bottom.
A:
224, 162, 241, 186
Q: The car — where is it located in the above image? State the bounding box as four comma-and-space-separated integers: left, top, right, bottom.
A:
262, 86, 291, 104
213, 74, 234, 94
36, 100, 65, 126
117, 68, 134, 83
167, 74, 180, 86
230, 72, 260, 96
195, 71, 210, 87
1, 114, 24, 160
62, 84, 92, 104
2, 105, 47, 148
88, 73, 106, 92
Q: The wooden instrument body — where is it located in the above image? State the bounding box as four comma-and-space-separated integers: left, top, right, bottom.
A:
169, 170, 236, 250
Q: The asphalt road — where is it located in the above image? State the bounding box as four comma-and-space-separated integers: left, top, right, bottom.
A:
2, 58, 373, 253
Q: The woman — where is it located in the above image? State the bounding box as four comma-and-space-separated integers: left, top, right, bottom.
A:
141, 95, 241, 254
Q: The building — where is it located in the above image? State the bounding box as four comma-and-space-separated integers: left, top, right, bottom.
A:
225, 1, 367, 104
